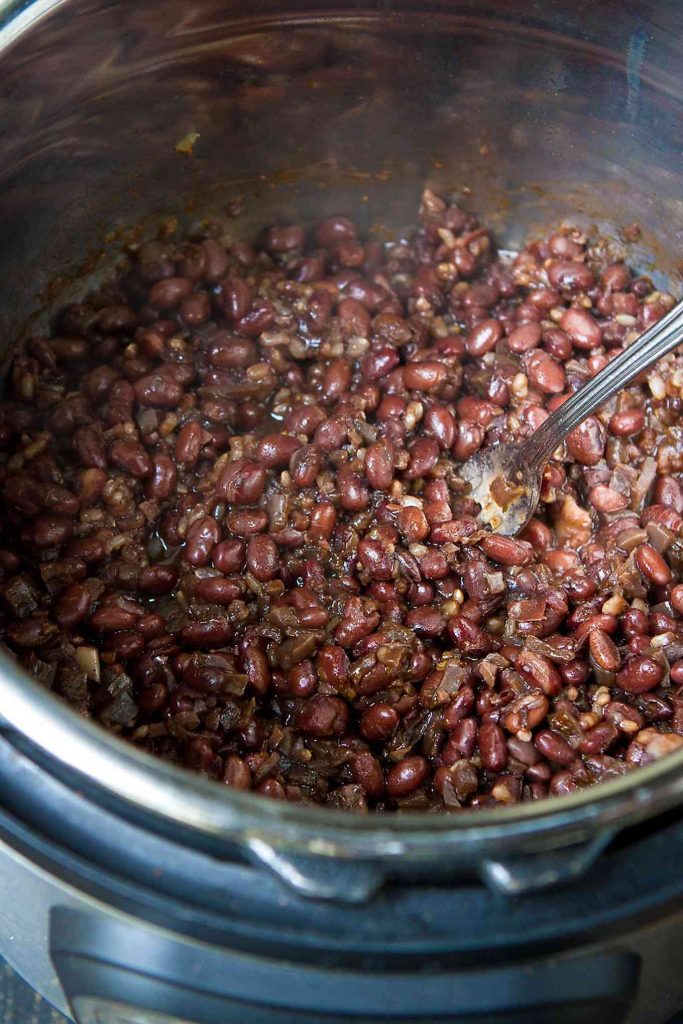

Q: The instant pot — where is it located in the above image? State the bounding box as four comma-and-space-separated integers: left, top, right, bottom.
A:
0, 0, 683, 1021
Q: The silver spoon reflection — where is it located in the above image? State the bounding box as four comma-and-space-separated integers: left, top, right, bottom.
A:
460, 297, 683, 536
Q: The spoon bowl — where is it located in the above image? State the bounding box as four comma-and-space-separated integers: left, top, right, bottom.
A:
460, 297, 683, 535
460, 442, 540, 537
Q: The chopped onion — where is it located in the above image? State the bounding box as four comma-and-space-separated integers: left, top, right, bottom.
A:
511, 598, 547, 622
75, 646, 101, 683
631, 456, 656, 511
646, 521, 675, 554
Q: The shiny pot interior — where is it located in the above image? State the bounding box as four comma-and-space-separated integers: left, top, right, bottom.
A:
1, 0, 683, 884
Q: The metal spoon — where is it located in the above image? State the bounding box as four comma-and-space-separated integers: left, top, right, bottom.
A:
460, 297, 683, 536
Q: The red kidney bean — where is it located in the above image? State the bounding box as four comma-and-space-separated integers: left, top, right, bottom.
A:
609, 409, 645, 436
256, 433, 300, 468
338, 465, 370, 511
423, 405, 455, 449
404, 437, 439, 479
360, 703, 399, 741
297, 695, 349, 736
246, 535, 280, 581
534, 729, 574, 765
386, 755, 428, 797
145, 454, 178, 501
89, 607, 137, 632
452, 420, 484, 462
133, 372, 183, 408
501, 693, 549, 733
559, 307, 601, 348
265, 225, 305, 253
175, 420, 203, 467
33, 515, 73, 548
617, 656, 664, 693
364, 438, 395, 490
352, 752, 385, 799
180, 620, 232, 648
547, 261, 594, 291
566, 416, 605, 465
55, 583, 93, 627
465, 318, 502, 356
216, 460, 267, 504
109, 440, 152, 478
74, 426, 108, 469
635, 543, 672, 585
526, 351, 566, 394
481, 535, 533, 566
448, 615, 494, 654
579, 722, 619, 755
149, 277, 193, 310
315, 216, 357, 247
589, 628, 621, 671
338, 298, 372, 337
185, 517, 221, 566
227, 509, 268, 536
507, 322, 541, 353
403, 361, 446, 391
479, 722, 507, 772
139, 565, 179, 595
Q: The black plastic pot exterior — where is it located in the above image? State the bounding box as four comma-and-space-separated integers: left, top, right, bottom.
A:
1, 0, 683, 1021
1, 730, 682, 1024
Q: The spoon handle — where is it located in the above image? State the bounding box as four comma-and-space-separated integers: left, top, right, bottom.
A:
520, 298, 683, 467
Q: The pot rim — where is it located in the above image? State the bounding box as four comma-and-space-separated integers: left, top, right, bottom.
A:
1, 649, 682, 859
1, 0, 683, 864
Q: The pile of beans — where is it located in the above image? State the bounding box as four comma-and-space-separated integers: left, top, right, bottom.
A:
1, 190, 683, 811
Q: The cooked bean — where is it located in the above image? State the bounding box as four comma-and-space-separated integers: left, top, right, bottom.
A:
2, 189, 680, 814
386, 755, 428, 797
635, 543, 672, 586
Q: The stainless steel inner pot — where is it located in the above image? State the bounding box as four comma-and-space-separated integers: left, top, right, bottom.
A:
1, 0, 683, 899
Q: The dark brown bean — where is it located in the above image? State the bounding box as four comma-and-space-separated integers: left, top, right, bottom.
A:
465, 318, 503, 357
149, 277, 193, 310
297, 695, 349, 736
265, 225, 305, 253
55, 583, 93, 627
352, 752, 384, 799
617, 656, 664, 694
246, 535, 280, 581
256, 433, 300, 468
145, 454, 178, 501
479, 722, 507, 772
33, 515, 73, 548
386, 755, 428, 797
547, 261, 594, 291
315, 216, 357, 247
74, 427, 107, 470
109, 440, 152, 478
566, 416, 605, 466
534, 729, 574, 766
216, 460, 267, 504
360, 703, 399, 741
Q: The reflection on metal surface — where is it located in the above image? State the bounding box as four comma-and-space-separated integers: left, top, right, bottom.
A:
73, 999, 196, 1024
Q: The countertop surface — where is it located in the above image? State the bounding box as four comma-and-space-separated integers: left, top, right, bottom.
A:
0, 961, 67, 1023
